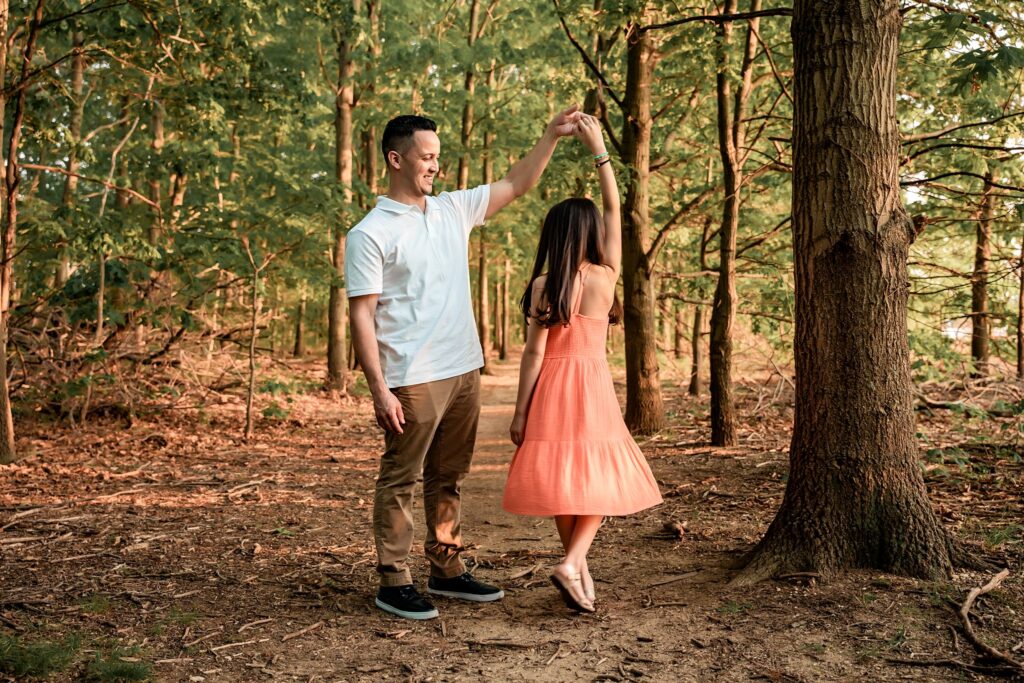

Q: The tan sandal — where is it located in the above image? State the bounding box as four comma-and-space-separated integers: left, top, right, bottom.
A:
550, 570, 595, 612
582, 568, 596, 604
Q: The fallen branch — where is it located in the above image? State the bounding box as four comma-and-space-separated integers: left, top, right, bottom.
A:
958, 569, 1022, 672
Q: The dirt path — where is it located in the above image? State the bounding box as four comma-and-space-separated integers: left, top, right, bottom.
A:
1, 354, 1020, 682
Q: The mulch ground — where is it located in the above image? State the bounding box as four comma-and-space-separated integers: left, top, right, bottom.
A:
1, 352, 1021, 682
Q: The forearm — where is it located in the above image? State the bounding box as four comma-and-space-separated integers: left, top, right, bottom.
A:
504, 129, 559, 197
350, 310, 389, 398
513, 352, 545, 417
597, 162, 620, 237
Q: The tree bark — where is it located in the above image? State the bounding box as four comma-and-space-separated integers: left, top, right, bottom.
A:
293, 291, 307, 358
148, 100, 165, 246
733, 0, 964, 585
57, 28, 85, 288
620, 24, 666, 434
244, 258, 260, 441
0, 0, 44, 464
326, 4, 360, 392
709, 0, 759, 447
500, 253, 510, 360
688, 304, 703, 395
494, 279, 503, 359
1018, 233, 1023, 380
674, 302, 687, 359
970, 173, 993, 377
690, 215, 713, 396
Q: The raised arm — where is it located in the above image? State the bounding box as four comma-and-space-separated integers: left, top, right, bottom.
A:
486, 104, 581, 220
349, 294, 405, 434
575, 114, 621, 278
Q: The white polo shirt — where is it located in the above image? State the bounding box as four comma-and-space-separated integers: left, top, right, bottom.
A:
344, 185, 490, 388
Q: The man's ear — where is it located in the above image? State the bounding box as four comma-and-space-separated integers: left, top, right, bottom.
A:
387, 150, 401, 170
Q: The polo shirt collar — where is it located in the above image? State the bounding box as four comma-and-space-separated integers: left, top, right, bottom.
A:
375, 195, 439, 215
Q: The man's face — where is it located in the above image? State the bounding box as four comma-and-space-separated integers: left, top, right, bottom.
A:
394, 130, 440, 196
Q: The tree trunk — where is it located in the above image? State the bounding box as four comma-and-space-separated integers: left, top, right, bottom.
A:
688, 304, 703, 395
674, 303, 686, 359
733, 0, 964, 585
1018, 233, 1023, 380
327, 5, 359, 392
244, 265, 260, 441
620, 24, 666, 434
294, 292, 307, 358
95, 252, 105, 344
970, 173, 993, 377
462, 5, 493, 375
500, 254, 510, 360
0, 0, 43, 464
57, 28, 85, 288
494, 279, 503, 359
0, 0, 10, 463
690, 215, 713, 397
148, 101, 165, 246
709, 0, 759, 447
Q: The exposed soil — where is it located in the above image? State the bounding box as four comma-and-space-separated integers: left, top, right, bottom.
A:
1, 352, 1021, 682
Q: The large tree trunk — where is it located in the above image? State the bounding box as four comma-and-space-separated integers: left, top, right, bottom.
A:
709, 0, 759, 447
733, 0, 964, 585
970, 173, 993, 377
326, 5, 359, 392
620, 24, 666, 434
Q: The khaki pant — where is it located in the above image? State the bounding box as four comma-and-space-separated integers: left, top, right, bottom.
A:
373, 370, 480, 587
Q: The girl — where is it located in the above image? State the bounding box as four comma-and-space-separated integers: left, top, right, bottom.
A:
502, 114, 663, 612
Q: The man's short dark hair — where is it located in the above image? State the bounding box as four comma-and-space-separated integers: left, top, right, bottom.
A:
381, 115, 437, 160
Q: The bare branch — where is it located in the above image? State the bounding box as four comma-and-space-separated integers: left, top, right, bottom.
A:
551, 0, 624, 111
902, 112, 1024, 143
647, 187, 717, 266
21, 163, 160, 210
640, 8, 793, 33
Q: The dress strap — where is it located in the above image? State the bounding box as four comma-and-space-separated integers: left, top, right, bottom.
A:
570, 263, 591, 317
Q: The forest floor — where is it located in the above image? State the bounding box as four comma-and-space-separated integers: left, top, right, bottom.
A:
1, 350, 1022, 682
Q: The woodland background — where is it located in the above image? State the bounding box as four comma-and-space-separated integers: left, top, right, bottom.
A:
0, 0, 1022, 681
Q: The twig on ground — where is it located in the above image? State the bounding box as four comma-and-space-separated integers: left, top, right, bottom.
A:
210, 639, 260, 652
184, 628, 224, 647
238, 617, 274, 633
509, 562, 543, 580
646, 570, 701, 588
281, 620, 323, 642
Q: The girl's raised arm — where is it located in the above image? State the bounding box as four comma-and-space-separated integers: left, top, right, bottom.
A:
575, 114, 620, 278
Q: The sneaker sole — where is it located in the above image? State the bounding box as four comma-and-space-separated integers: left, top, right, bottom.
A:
426, 588, 505, 602
374, 598, 439, 620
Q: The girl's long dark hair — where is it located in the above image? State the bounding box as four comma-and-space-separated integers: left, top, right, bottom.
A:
520, 197, 623, 327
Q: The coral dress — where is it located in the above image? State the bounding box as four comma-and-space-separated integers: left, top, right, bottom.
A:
502, 265, 663, 516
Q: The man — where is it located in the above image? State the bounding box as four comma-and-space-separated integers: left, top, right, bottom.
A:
346, 105, 581, 620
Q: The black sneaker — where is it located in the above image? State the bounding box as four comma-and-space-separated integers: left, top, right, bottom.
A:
427, 572, 504, 602
375, 585, 439, 620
